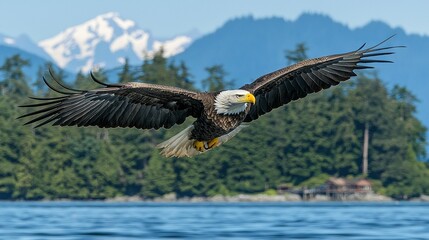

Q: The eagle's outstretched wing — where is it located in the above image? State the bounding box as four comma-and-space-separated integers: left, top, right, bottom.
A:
241, 36, 403, 122
19, 72, 203, 129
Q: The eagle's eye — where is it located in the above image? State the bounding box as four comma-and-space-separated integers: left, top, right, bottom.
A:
236, 94, 244, 97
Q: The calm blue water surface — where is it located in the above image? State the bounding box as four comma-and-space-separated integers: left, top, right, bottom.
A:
0, 202, 428, 240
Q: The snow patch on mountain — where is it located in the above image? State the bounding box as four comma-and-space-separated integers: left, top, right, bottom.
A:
109, 30, 150, 57
3, 37, 15, 45
38, 12, 192, 72
112, 14, 135, 29
153, 36, 192, 57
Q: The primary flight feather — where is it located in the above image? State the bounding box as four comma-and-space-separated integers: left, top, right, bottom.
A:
19, 36, 402, 157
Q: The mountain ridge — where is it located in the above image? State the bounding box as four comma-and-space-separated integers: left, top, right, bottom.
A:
0, 44, 63, 83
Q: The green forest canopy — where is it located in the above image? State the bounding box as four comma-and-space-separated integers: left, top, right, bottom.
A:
0, 48, 428, 200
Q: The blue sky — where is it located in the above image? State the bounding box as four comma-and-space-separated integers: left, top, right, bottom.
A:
0, 0, 428, 41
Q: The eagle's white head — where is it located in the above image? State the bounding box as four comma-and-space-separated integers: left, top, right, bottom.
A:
214, 90, 256, 115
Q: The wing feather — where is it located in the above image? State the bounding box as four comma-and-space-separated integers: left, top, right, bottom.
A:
19, 74, 204, 130
241, 36, 403, 122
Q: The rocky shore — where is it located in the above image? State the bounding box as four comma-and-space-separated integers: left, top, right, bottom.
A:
106, 192, 394, 202
410, 195, 429, 202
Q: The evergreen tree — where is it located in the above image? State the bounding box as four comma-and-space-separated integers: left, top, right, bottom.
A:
0, 54, 31, 97
118, 58, 134, 83
202, 65, 233, 91
177, 61, 194, 89
73, 71, 91, 89
141, 151, 175, 198
390, 85, 427, 159
285, 43, 308, 64
174, 157, 205, 197
140, 49, 170, 85
33, 66, 47, 95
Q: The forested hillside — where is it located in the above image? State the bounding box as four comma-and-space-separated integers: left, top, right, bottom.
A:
0, 50, 427, 200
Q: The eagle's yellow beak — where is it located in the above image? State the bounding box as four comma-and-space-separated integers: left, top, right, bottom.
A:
239, 93, 256, 104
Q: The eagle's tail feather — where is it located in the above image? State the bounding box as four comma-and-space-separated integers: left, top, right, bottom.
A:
157, 124, 249, 158
157, 125, 200, 158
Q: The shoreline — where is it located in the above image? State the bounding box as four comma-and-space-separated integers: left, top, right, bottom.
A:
3, 194, 429, 203
107, 193, 396, 203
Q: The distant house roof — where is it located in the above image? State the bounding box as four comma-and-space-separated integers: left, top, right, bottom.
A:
326, 177, 372, 187
327, 177, 347, 186
354, 179, 372, 187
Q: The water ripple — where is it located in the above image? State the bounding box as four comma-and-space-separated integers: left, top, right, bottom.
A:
0, 202, 428, 239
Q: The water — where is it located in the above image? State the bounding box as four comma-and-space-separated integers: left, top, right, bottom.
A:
0, 202, 428, 240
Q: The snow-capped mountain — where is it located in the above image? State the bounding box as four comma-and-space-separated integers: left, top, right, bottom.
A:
38, 12, 192, 72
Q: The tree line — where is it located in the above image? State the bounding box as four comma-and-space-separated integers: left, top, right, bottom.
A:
0, 46, 427, 200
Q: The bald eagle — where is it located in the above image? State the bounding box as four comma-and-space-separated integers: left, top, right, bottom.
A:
19, 37, 401, 157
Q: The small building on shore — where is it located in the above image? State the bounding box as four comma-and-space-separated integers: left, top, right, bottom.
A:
325, 177, 372, 200
280, 177, 373, 200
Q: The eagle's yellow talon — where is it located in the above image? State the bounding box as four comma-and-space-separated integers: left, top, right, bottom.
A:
193, 138, 219, 152
193, 140, 205, 152
207, 138, 219, 149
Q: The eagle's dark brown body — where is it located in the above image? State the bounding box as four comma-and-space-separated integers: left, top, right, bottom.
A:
191, 93, 250, 141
